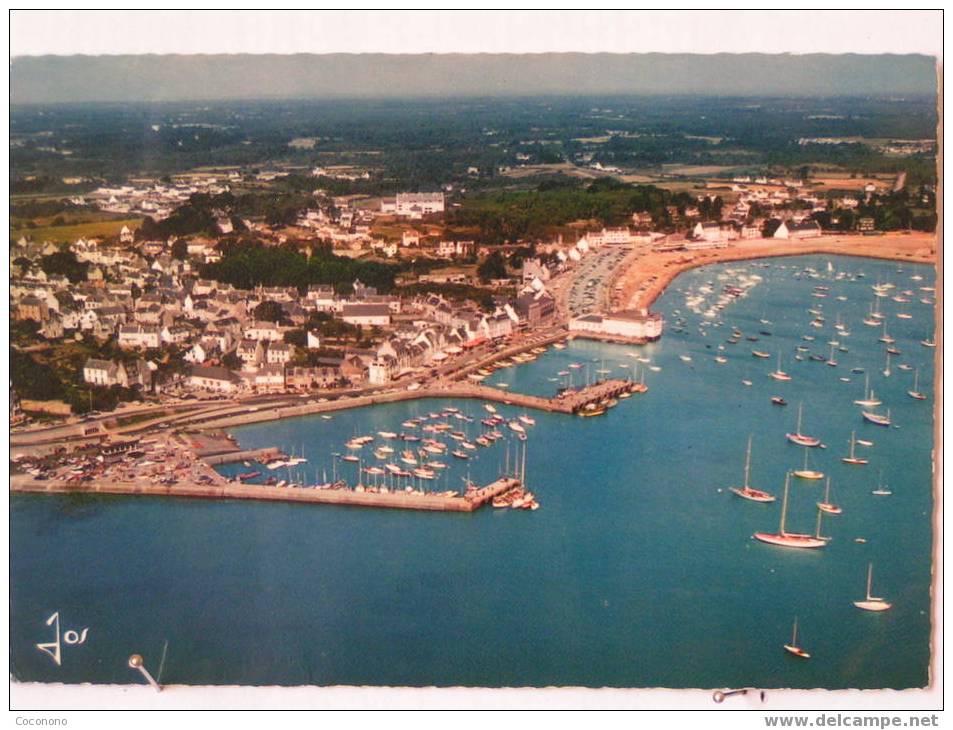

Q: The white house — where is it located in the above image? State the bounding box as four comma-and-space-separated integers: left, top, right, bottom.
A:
243, 321, 283, 341
118, 325, 161, 350
83, 358, 126, 387
341, 303, 391, 327
188, 365, 241, 394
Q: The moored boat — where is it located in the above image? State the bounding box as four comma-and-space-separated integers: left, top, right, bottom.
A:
753, 473, 828, 549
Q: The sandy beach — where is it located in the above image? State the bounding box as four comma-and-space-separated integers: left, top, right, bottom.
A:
616, 232, 938, 311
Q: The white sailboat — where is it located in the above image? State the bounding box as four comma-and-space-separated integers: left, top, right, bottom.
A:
853, 374, 882, 407
793, 448, 824, 480
871, 470, 892, 496
817, 477, 842, 515
783, 616, 810, 659
769, 351, 792, 381
786, 403, 821, 447
753, 473, 827, 549
841, 431, 868, 465
853, 563, 892, 612
908, 369, 927, 400
729, 435, 776, 502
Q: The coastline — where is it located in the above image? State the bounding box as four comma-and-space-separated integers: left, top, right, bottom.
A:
616, 232, 937, 312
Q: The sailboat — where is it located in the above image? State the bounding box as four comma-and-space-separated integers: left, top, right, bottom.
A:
783, 617, 811, 659
786, 403, 821, 447
729, 435, 776, 502
862, 408, 891, 427
853, 374, 882, 407
882, 348, 892, 377
753, 473, 828, 549
908, 369, 927, 400
878, 321, 895, 344
871, 470, 892, 496
793, 448, 824, 480
826, 343, 838, 367
841, 431, 868, 465
817, 477, 843, 515
769, 351, 792, 381
853, 563, 892, 612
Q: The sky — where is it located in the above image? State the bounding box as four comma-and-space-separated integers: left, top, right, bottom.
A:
8, 10, 944, 58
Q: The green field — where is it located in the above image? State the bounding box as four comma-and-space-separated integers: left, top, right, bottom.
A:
11, 218, 142, 244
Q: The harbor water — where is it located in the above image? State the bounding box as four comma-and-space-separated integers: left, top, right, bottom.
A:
11, 255, 936, 688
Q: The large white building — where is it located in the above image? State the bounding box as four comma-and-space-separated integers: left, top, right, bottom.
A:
569, 310, 664, 341
382, 192, 445, 217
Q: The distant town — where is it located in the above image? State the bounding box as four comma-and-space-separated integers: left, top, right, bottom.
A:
11, 161, 934, 430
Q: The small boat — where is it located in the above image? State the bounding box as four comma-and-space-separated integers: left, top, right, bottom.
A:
771, 396, 787, 406
578, 403, 606, 417
862, 409, 891, 427
451, 450, 469, 460
518, 414, 536, 427
340, 455, 359, 463
841, 430, 868, 465
793, 447, 824, 480
921, 338, 937, 348
786, 403, 821, 447
754, 473, 827, 549
908, 369, 927, 400
508, 420, 526, 434
321, 415, 333, 420
679, 355, 693, 363
484, 404, 497, 414
728, 435, 775, 503
816, 477, 843, 515
853, 563, 892, 612
783, 617, 811, 659
741, 379, 752, 386
377, 431, 398, 439
752, 350, 771, 359
715, 356, 727, 364
857, 438, 874, 447
413, 468, 436, 480
237, 470, 261, 481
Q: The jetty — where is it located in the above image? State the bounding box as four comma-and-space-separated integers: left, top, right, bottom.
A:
11, 474, 523, 513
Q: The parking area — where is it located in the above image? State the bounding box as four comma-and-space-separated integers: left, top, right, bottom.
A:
566, 245, 634, 317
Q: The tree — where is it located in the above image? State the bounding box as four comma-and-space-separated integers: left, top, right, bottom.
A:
221, 352, 241, 370
477, 251, 507, 283
171, 238, 189, 261
253, 300, 286, 324
38, 250, 88, 283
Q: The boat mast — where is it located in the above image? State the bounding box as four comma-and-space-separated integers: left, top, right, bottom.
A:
866, 563, 873, 600
743, 435, 752, 489
796, 404, 803, 434
824, 477, 832, 503
792, 616, 798, 645
778, 472, 790, 535
521, 439, 527, 487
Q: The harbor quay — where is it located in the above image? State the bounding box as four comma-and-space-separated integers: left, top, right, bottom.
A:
11, 473, 523, 513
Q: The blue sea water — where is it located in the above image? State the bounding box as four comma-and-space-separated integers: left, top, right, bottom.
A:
11, 255, 937, 688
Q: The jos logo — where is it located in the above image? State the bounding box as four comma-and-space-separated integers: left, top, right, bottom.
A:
36, 612, 89, 666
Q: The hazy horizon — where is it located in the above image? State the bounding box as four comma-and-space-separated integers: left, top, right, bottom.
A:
11, 52, 938, 105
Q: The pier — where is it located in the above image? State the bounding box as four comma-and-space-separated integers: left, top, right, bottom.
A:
11, 474, 523, 513
200, 447, 282, 466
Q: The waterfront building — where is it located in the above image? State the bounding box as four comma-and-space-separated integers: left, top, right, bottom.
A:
569, 310, 664, 341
